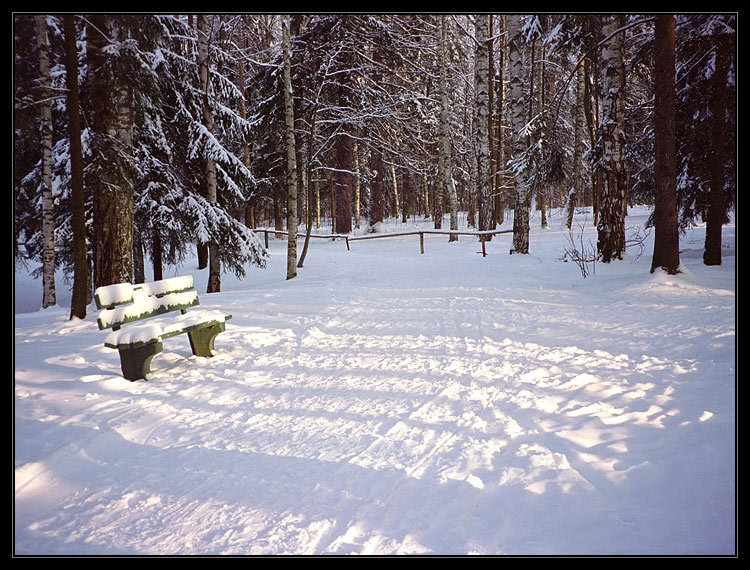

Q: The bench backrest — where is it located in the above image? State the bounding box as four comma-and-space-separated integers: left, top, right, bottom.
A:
95, 275, 200, 331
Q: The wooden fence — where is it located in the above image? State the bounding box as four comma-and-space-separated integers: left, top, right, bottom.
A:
252, 228, 513, 257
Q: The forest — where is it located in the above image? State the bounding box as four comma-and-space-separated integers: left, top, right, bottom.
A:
13, 14, 736, 317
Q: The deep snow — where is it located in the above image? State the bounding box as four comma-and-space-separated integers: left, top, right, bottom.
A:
14, 206, 736, 556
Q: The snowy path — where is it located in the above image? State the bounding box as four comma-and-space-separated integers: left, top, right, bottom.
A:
14, 209, 735, 555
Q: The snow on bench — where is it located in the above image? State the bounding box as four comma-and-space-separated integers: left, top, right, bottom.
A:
95, 275, 232, 381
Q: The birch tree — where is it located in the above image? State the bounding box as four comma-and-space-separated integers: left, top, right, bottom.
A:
474, 15, 493, 239
507, 14, 530, 254
282, 15, 298, 280
596, 15, 627, 263
35, 15, 56, 307
438, 15, 458, 238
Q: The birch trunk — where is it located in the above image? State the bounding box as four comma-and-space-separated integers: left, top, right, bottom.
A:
495, 16, 506, 226
36, 15, 56, 308
198, 15, 221, 292
390, 163, 400, 221
475, 15, 493, 239
354, 141, 361, 229
507, 15, 530, 254
438, 15, 457, 239
596, 15, 627, 263
282, 15, 298, 280
369, 149, 384, 226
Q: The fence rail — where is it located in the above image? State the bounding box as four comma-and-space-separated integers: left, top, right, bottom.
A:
252, 227, 513, 257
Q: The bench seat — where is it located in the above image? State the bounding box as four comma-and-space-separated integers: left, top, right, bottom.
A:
103, 309, 231, 349
95, 276, 232, 380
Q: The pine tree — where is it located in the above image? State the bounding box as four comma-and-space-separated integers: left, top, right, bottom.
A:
63, 15, 88, 319
703, 28, 731, 266
651, 15, 680, 274
87, 14, 135, 288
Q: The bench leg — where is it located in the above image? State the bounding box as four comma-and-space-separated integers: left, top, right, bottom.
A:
119, 341, 163, 381
188, 322, 226, 357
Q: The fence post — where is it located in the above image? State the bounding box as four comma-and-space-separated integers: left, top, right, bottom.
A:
419, 232, 424, 254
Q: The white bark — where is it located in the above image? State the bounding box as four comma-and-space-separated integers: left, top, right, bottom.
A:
596, 15, 627, 263
438, 15, 458, 239
36, 15, 56, 308
507, 15, 530, 254
474, 15, 493, 236
282, 15, 298, 280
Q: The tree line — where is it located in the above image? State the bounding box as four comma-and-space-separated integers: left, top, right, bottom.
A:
14, 14, 736, 318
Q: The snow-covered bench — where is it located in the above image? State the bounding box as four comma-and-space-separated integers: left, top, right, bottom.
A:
95, 275, 232, 381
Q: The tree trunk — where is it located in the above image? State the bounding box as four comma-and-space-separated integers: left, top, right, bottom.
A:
475, 15, 493, 240
370, 148, 384, 226
390, 163, 400, 221
64, 15, 88, 320
198, 15, 221, 292
282, 15, 298, 280
133, 231, 145, 283
88, 14, 133, 288
703, 34, 729, 266
152, 231, 164, 281
298, 108, 317, 268
596, 15, 627, 263
36, 15, 56, 308
495, 16, 506, 226
651, 15, 680, 274
113, 18, 134, 283
423, 174, 430, 219
507, 15, 530, 254
567, 63, 586, 229
354, 141, 361, 229
335, 134, 353, 234
438, 15, 457, 238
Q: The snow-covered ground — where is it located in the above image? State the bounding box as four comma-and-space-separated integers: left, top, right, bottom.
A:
14, 206, 736, 556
